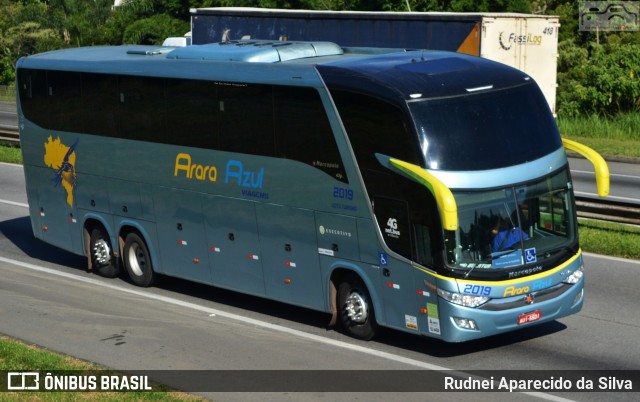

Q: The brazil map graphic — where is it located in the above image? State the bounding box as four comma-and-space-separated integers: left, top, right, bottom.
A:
44, 136, 78, 207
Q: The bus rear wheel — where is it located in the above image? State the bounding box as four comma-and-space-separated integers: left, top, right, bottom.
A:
123, 232, 154, 287
337, 274, 378, 341
89, 227, 120, 278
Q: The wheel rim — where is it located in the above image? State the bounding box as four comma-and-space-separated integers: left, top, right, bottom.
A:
345, 290, 368, 324
128, 242, 146, 277
92, 238, 111, 266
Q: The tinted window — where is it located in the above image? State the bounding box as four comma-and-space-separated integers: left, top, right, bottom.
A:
118, 76, 165, 142
46, 71, 83, 133
218, 83, 274, 157
18, 69, 345, 181
410, 83, 561, 171
81, 73, 119, 137
165, 79, 218, 149
275, 86, 347, 182
17, 69, 48, 127
374, 197, 412, 259
330, 89, 422, 173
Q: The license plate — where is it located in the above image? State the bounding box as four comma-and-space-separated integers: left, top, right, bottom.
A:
518, 310, 542, 325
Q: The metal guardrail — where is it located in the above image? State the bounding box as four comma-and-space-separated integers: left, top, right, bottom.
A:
575, 196, 640, 226
0, 129, 19, 143
0, 85, 18, 141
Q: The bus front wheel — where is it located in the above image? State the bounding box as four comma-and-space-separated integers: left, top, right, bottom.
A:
89, 227, 120, 278
123, 232, 154, 287
337, 274, 378, 341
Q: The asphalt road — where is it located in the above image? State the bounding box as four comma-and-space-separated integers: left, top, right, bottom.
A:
1, 163, 639, 402
568, 157, 640, 204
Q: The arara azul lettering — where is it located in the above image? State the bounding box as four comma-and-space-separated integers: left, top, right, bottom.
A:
174, 153, 218, 182
225, 160, 264, 189
173, 154, 266, 190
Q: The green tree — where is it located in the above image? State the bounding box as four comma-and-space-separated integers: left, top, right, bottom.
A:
123, 13, 190, 44
47, 0, 115, 46
0, 1, 66, 85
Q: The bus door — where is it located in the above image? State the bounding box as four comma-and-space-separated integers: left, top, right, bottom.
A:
372, 196, 422, 333
203, 196, 265, 296
256, 204, 324, 310
154, 189, 210, 284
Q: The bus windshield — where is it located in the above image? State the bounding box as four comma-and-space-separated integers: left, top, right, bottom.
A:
444, 167, 576, 273
408, 82, 561, 171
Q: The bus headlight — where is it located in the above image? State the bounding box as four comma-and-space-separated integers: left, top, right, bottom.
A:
562, 265, 583, 284
437, 288, 490, 308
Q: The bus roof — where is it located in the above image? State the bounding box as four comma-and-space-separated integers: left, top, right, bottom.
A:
18, 40, 529, 99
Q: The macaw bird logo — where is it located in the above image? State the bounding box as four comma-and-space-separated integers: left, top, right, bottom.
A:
44, 136, 79, 207
52, 137, 78, 188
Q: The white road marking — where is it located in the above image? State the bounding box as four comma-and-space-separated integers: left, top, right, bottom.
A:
0, 198, 28, 208
571, 170, 640, 180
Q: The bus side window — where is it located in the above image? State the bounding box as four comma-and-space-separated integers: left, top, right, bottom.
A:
414, 224, 433, 267
117, 76, 165, 142
327, 89, 423, 172
373, 197, 412, 261
46, 70, 83, 134
218, 83, 275, 157
81, 73, 119, 138
17, 69, 48, 128
274, 86, 347, 182
164, 78, 218, 149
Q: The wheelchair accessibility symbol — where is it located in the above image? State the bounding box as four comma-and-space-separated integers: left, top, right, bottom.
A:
525, 248, 537, 264
379, 252, 388, 266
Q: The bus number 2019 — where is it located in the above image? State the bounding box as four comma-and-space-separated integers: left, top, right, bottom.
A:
463, 284, 492, 296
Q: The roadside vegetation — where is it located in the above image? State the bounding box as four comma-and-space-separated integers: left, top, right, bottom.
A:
558, 114, 640, 160
578, 219, 640, 259
0, 336, 202, 401
0, 141, 21, 164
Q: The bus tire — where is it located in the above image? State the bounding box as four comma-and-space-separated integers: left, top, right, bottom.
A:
123, 232, 154, 287
89, 227, 120, 278
337, 274, 378, 341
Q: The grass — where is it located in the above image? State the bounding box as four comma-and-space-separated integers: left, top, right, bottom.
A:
558, 113, 640, 159
578, 219, 640, 259
0, 142, 22, 164
0, 335, 203, 401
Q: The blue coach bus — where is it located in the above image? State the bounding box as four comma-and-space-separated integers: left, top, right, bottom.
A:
16, 40, 608, 342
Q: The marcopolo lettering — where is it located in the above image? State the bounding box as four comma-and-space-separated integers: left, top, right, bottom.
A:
225, 160, 264, 189
174, 153, 218, 182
